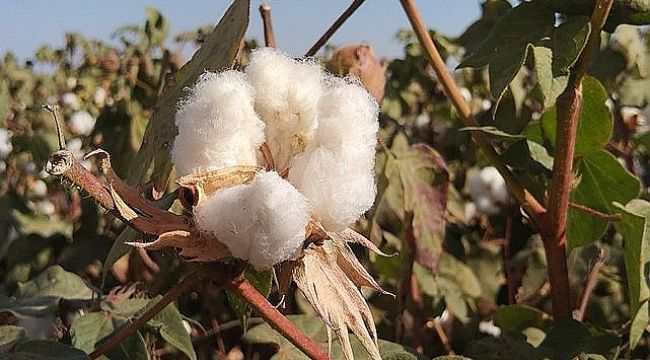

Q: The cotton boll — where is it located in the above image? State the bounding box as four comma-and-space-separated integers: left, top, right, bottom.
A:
61, 92, 79, 110
30, 180, 48, 198
314, 77, 379, 158
69, 111, 96, 136
246, 48, 323, 171
289, 147, 376, 231
0, 128, 13, 158
172, 71, 266, 176
467, 167, 510, 214
193, 171, 310, 269
94, 87, 107, 106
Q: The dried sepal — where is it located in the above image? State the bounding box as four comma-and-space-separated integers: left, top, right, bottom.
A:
293, 237, 386, 360
176, 165, 259, 208
127, 230, 230, 262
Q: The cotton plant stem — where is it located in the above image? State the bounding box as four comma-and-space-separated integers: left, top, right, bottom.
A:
305, 0, 366, 57
576, 250, 605, 321
569, 202, 622, 222
543, 0, 614, 320
397, 0, 546, 224
227, 278, 331, 360
90, 268, 202, 359
259, 3, 276, 48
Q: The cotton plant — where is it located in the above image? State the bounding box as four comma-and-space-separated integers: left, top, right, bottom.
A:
131, 48, 387, 360
467, 166, 511, 215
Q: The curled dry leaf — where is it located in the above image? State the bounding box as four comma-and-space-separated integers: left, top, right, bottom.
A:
328, 44, 387, 102
293, 231, 390, 360
127, 230, 231, 262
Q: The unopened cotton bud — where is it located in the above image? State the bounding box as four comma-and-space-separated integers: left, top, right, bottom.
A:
246, 48, 323, 171
69, 111, 96, 136
193, 171, 310, 269
328, 44, 386, 102
172, 71, 266, 176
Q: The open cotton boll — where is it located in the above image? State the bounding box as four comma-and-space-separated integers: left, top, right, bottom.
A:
246, 48, 323, 171
289, 147, 376, 231
172, 71, 265, 176
193, 171, 311, 269
315, 77, 379, 151
69, 110, 96, 136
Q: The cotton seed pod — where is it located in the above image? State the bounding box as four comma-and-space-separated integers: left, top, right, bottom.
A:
193, 171, 311, 270
172, 71, 265, 177
328, 44, 386, 102
100, 49, 120, 74
246, 48, 323, 172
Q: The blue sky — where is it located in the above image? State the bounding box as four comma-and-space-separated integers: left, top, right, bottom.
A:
0, 1, 483, 61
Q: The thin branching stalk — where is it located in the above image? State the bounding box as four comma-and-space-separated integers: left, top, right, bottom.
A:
543, 0, 614, 319
576, 249, 605, 321
90, 268, 202, 359
259, 3, 276, 48
569, 202, 622, 222
397, 0, 547, 226
305, 0, 366, 57
227, 278, 331, 360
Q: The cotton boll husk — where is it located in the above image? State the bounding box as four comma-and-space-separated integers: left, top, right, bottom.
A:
289, 147, 376, 231
246, 48, 323, 171
193, 171, 310, 269
172, 71, 265, 176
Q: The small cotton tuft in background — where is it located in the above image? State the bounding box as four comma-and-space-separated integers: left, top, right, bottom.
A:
193, 171, 311, 270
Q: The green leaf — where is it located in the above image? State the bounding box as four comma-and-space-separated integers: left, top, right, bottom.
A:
493, 305, 551, 333
567, 150, 640, 249
243, 314, 427, 360
3, 340, 90, 359
538, 319, 591, 360
533, 16, 591, 108
613, 199, 650, 314
147, 296, 196, 360
0, 326, 25, 350
500, 139, 553, 173
630, 300, 649, 349
70, 312, 148, 360
540, 76, 613, 157
15, 265, 93, 301
535, 0, 650, 31
126, 0, 250, 187
466, 333, 544, 360
458, 2, 555, 101
0, 295, 57, 318
395, 144, 449, 271
144, 7, 169, 47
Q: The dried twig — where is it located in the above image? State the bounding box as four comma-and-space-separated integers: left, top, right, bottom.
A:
397, 0, 547, 225
259, 3, 276, 48
429, 317, 454, 355
305, 0, 366, 57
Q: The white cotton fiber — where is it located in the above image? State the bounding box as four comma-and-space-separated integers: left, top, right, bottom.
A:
467, 166, 510, 215
172, 71, 266, 177
287, 78, 379, 231
193, 171, 311, 269
289, 147, 376, 231
246, 48, 323, 171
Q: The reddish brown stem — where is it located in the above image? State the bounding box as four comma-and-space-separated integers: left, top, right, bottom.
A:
542, 0, 614, 320
259, 3, 276, 48
576, 250, 605, 321
397, 0, 547, 225
90, 268, 202, 359
569, 202, 622, 222
227, 278, 330, 360
305, 0, 366, 57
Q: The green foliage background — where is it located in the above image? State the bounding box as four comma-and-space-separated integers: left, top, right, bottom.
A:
1, 1, 650, 359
